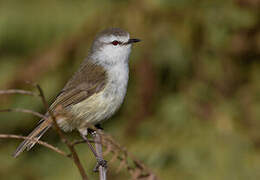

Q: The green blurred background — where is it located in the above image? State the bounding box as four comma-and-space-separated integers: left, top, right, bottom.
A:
1, 0, 260, 179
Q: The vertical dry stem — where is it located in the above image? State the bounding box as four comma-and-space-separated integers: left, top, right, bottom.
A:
35, 84, 89, 180
94, 130, 107, 180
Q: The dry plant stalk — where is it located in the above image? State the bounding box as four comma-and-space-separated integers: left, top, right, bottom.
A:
93, 130, 107, 180
97, 131, 159, 180
0, 87, 159, 180
34, 84, 89, 180
0, 87, 89, 180
0, 134, 67, 156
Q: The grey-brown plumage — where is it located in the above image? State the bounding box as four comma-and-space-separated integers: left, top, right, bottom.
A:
51, 61, 107, 109
13, 61, 107, 157
96, 28, 128, 38
13, 28, 140, 157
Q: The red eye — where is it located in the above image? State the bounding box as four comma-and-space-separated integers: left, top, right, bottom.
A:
112, 40, 119, 46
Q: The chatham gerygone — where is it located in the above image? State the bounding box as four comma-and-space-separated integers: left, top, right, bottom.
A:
13, 28, 140, 165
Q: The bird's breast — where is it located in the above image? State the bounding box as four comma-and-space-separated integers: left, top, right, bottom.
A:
97, 62, 129, 120
67, 62, 129, 129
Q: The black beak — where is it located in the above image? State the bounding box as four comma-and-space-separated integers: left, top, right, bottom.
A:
127, 38, 141, 44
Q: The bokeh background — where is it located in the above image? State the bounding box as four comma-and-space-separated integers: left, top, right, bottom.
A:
1, 0, 260, 179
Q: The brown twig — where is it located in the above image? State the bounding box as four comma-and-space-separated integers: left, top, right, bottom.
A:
0, 108, 47, 120
34, 84, 89, 180
0, 134, 67, 157
74, 130, 159, 180
93, 130, 107, 180
0, 86, 159, 179
0, 89, 38, 96
98, 131, 159, 180
0, 86, 88, 180
72, 139, 97, 146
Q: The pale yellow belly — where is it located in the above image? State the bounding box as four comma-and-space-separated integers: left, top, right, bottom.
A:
57, 89, 123, 132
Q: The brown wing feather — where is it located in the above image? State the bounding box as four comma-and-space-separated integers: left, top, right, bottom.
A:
13, 58, 107, 157
50, 60, 107, 111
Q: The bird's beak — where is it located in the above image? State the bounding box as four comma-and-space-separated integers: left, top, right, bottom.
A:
126, 38, 141, 44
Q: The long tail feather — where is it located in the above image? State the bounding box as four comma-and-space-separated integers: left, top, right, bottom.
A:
13, 121, 51, 158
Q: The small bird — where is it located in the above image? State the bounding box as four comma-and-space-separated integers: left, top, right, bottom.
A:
13, 28, 140, 162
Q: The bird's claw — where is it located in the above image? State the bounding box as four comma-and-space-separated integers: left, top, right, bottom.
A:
93, 158, 107, 172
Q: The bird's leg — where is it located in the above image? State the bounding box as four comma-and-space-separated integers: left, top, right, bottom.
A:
89, 129, 107, 172
91, 124, 106, 172
79, 129, 107, 172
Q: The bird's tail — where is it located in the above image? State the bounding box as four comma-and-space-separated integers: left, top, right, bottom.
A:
13, 120, 51, 158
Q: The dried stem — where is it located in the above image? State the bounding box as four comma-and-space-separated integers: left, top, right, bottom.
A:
93, 130, 107, 180
0, 89, 38, 96
75, 130, 159, 180
0, 134, 67, 157
0, 108, 46, 120
34, 84, 89, 180
72, 139, 96, 146
0, 86, 159, 180
98, 131, 159, 180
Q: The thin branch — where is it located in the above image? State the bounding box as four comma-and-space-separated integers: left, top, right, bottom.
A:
93, 130, 107, 180
0, 86, 159, 179
0, 134, 67, 157
0, 108, 47, 120
97, 130, 159, 180
72, 139, 97, 146
0, 89, 38, 96
73, 130, 159, 179
34, 84, 89, 180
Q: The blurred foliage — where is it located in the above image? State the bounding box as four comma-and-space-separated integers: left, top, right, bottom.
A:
1, 0, 260, 179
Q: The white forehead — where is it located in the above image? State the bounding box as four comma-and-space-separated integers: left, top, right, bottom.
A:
99, 34, 130, 43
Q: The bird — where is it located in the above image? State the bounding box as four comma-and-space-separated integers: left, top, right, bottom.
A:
13, 28, 141, 165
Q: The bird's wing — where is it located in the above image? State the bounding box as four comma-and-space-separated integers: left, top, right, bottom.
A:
50, 60, 107, 111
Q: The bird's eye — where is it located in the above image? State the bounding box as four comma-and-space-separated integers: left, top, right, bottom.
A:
111, 40, 119, 46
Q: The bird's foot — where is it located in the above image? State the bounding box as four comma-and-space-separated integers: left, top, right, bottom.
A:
87, 128, 95, 135
93, 157, 107, 172
87, 124, 103, 136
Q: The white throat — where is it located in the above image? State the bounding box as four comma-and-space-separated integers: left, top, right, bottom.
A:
90, 40, 131, 97
89, 35, 133, 115
92, 43, 132, 66
102, 55, 129, 94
